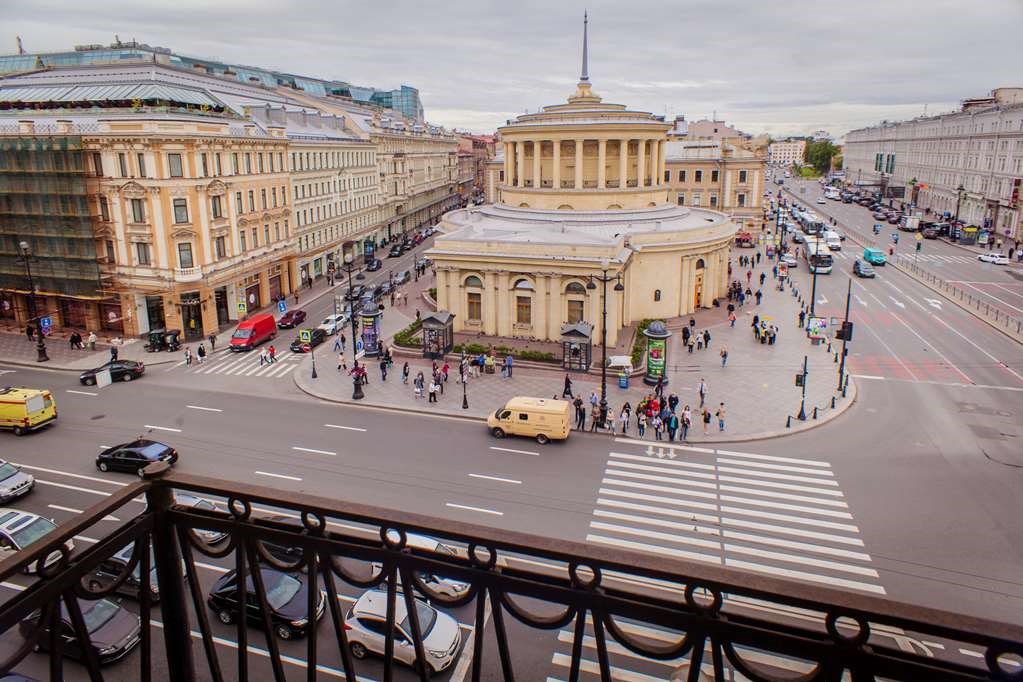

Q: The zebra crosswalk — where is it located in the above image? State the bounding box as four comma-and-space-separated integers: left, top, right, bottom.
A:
169, 351, 299, 379
828, 250, 975, 264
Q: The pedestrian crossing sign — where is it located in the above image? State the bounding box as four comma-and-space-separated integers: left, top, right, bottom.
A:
300, 329, 312, 343
237, 301, 247, 314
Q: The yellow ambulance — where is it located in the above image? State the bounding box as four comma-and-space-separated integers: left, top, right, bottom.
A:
0, 387, 57, 435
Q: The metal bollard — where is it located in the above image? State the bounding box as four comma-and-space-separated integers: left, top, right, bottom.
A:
827, 343, 831, 353
786, 415, 792, 428
831, 396, 836, 409
834, 352, 838, 363
842, 384, 847, 398
813, 407, 818, 420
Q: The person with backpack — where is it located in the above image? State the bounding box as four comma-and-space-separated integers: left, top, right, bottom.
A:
667, 412, 679, 441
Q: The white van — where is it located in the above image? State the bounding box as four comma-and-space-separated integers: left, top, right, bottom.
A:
825, 231, 842, 251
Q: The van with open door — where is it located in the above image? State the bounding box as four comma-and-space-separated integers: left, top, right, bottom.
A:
487, 397, 571, 444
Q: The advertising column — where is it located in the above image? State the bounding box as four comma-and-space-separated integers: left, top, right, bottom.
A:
642, 320, 672, 386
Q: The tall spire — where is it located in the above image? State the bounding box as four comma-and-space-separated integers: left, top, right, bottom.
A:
580, 11, 589, 83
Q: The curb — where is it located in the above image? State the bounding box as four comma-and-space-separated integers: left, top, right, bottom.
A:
0, 352, 181, 372
291, 353, 859, 444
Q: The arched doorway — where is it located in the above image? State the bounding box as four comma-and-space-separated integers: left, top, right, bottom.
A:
694, 258, 705, 309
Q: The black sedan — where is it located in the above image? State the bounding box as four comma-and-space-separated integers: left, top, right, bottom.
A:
366, 259, 382, 272
85, 541, 160, 601
388, 245, 403, 257
20, 598, 141, 665
289, 328, 327, 353
96, 439, 177, 476
80, 360, 144, 385
207, 566, 325, 640
344, 284, 366, 301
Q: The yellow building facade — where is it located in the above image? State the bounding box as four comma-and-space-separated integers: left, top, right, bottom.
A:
429, 38, 736, 348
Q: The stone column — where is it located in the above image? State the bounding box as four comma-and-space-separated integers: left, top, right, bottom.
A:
547, 274, 562, 339
496, 271, 511, 336
723, 164, 732, 209
597, 139, 607, 189
504, 142, 512, 185
648, 140, 658, 185
679, 256, 692, 316
637, 140, 646, 187
195, 190, 211, 265
515, 142, 524, 188
484, 272, 498, 335
149, 188, 167, 268
534, 274, 548, 340
532, 140, 542, 188
618, 139, 629, 189
574, 139, 584, 189
658, 141, 667, 183
552, 140, 561, 189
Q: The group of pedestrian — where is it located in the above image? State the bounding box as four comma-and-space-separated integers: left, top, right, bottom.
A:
258, 345, 278, 365
682, 324, 711, 353
751, 314, 778, 345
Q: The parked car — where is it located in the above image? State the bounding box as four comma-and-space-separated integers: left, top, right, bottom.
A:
388, 245, 403, 258
0, 508, 74, 573
174, 493, 228, 545
816, 197, 826, 204
289, 328, 327, 353
344, 284, 366, 301
393, 270, 411, 286
96, 439, 177, 476
276, 309, 306, 329
366, 259, 382, 272
853, 259, 876, 278
792, 231, 805, 244
79, 360, 144, 386
978, 253, 1010, 265
230, 313, 277, 352
373, 282, 393, 299
345, 589, 461, 674
20, 598, 141, 665
872, 211, 887, 220
0, 461, 33, 503
369, 534, 470, 599
887, 214, 902, 224
85, 541, 161, 601
318, 314, 348, 336
207, 566, 325, 640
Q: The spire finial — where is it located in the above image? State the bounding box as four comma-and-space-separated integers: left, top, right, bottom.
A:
580, 10, 589, 83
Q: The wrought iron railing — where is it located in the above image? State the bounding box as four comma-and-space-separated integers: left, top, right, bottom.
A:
1, 463, 1021, 681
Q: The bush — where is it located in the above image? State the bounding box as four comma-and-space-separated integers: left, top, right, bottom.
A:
393, 319, 423, 348
518, 350, 557, 363
630, 319, 655, 368
427, 287, 437, 300
454, 342, 489, 355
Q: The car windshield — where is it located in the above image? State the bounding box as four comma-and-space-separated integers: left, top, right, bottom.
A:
400, 600, 438, 638
262, 571, 302, 611
11, 517, 56, 548
0, 462, 19, 481
232, 329, 253, 339
82, 599, 120, 633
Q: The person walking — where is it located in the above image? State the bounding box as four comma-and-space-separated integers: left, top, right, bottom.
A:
563, 374, 574, 399
25, 324, 34, 341
88, 331, 97, 351
654, 375, 664, 398
379, 358, 388, 381
504, 354, 513, 379
333, 334, 342, 352
716, 402, 727, 432
110, 345, 119, 362
702, 329, 711, 350
573, 397, 586, 430
637, 411, 648, 438
759, 271, 766, 287
401, 362, 410, 384
652, 414, 664, 441
589, 391, 599, 414
755, 289, 763, 305
428, 378, 439, 403
197, 343, 207, 364
720, 345, 729, 367
414, 372, 425, 399
208, 333, 217, 352
184, 346, 193, 366
268, 345, 277, 364
728, 311, 736, 327
681, 405, 691, 441
702, 407, 711, 435
698, 378, 707, 407
337, 352, 347, 372
590, 407, 601, 433
756, 251, 762, 265
620, 402, 631, 434
687, 334, 696, 353
798, 309, 806, 328
667, 412, 679, 442
260, 348, 269, 366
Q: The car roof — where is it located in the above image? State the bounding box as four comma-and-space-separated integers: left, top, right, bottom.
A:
0, 508, 45, 532
353, 589, 410, 621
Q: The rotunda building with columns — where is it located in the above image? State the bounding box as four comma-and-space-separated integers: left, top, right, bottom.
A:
427, 30, 735, 348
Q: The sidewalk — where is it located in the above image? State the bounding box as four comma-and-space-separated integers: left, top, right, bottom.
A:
0, 269, 352, 372
295, 257, 856, 442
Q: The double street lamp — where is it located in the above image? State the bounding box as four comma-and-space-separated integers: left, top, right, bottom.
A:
587, 258, 624, 427
341, 252, 366, 400
17, 241, 49, 363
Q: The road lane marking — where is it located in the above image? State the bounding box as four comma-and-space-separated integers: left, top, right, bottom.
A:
489, 446, 539, 456
715, 457, 834, 477
725, 558, 885, 594
614, 437, 714, 453
610, 452, 716, 471
48, 504, 120, 522
446, 502, 503, 516
65, 389, 97, 396
885, 312, 974, 384
852, 374, 885, 380
587, 534, 719, 564
324, 424, 367, 432
927, 313, 1023, 384
186, 405, 223, 412
144, 424, 182, 433
957, 281, 1023, 314
291, 446, 336, 456
713, 449, 831, 466
468, 473, 521, 484
255, 471, 302, 482
14, 464, 124, 487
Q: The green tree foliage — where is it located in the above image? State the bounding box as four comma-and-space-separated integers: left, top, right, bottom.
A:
805, 140, 839, 174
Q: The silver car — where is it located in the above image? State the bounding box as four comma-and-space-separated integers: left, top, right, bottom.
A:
174, 493, 228, 545
0, 460, 34, 502
370, 534, 470, 599
345, 589, 461, 674
0, 508, 75, 573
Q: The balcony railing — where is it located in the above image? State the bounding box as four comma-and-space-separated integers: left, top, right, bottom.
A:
0, 465, 1020, 681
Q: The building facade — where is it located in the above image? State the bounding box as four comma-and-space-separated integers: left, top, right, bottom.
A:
663, 140, 764, 227
685, 118, 747, 142
843, 87, 1023, 241
768, 140, 806, 165
429, 42, 735, 348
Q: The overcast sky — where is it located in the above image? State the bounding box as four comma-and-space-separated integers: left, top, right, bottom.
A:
6, 0, 1021, 137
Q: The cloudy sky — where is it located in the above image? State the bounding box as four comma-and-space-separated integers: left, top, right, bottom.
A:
6, 0, 1021, 137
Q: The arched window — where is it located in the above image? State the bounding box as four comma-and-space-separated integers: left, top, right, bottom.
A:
654, 289, 662, 301
647, 202, 657, 207
565, 282, 586, 294
557, 204, 574, 210
464, 275, 483, 288
606, 204, 623, 210
514, 278, 534, 291
695, 258, 706, 269
518, 203, 530, 208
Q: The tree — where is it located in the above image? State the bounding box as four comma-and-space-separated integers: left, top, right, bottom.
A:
805, 140, 839, 174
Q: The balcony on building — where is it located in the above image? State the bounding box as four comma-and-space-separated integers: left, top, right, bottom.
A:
173, 266, 203, 283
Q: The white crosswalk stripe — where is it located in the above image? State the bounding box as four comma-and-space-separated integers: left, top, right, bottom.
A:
585, 449, 886, 596
177, 351, 298, 379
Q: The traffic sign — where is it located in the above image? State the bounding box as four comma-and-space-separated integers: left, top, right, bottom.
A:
237, 302, 247, 314
39, 316, 51, 332
278, 300, 287, 313
300, 329, 312, 343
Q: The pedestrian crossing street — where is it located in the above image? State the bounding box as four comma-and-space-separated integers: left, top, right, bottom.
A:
545, 441, 884, 681
168, 350, 299, 379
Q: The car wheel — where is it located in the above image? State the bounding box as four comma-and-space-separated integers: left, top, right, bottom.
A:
491, 427, 505, 439
275, 624, 293, 640
122, 373, 133, 382
13, 426, 25, 437
84, 377, 96, 386
217, 609, 234, 625
98, 462, 109, 472
350, 641, 368, 659
536, 433, 550, 445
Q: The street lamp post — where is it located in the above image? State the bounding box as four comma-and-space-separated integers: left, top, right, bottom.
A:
462, 376, 468, 410
953, 183, 966, 226
17, 241, 49, 363
341, 252, 365, 400
797, 354, 808, 421
587, 258, 624, 428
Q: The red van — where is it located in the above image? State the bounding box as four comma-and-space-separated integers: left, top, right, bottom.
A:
229, 313, 276, 352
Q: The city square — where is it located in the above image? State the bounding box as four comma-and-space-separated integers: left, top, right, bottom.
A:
0, 2, 1021, 680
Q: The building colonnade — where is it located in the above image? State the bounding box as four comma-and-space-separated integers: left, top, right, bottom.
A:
503, 138, 667, 190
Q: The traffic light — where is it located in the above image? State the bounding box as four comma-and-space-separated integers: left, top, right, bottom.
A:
835, 321, 854, 341
795, 373, 805, 387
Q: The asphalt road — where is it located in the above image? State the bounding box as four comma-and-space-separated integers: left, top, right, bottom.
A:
1, 206, 1022, 677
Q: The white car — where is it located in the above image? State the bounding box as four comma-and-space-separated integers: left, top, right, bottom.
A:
782, 254, 799, 268
0, 508, 74, 573
345, 589, 461, 674
816, 197, 826, 204
318, 314, 348, 335
370, 534, 470, 599
978, 253, 1009, 265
